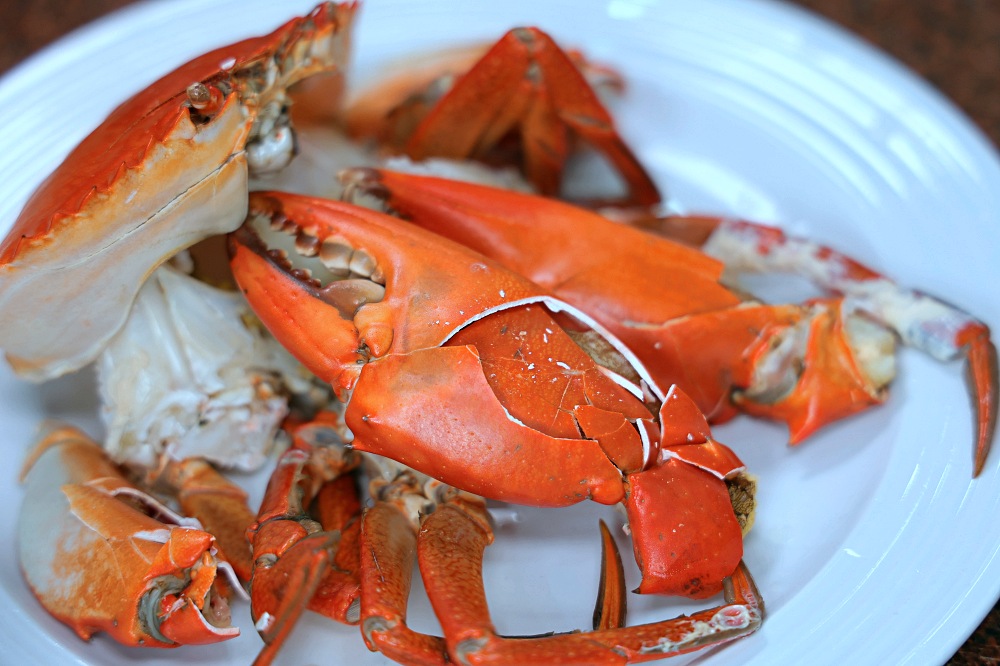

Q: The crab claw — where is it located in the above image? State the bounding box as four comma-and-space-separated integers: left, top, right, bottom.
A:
337, 167, 740, 381
18, 423, 239, 647
229, 192, 753, 605
227, 190, 546, 395
228, 192, 636, 507
695, 218, 999, 476
0, 2, 356, 381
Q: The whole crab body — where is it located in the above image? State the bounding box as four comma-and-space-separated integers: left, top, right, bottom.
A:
0, 2, 997, 666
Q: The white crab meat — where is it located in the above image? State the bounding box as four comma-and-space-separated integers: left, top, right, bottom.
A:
97, 265, 316, 471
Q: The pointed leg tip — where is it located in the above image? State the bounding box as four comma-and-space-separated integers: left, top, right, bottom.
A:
593, 519, 627, 631
965, 333, 998, 478
974, 434, 992, 478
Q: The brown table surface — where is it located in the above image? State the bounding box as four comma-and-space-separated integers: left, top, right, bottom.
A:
0, 0, 997, 663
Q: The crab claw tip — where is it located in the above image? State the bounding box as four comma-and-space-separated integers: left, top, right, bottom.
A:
966, 333, 998, 477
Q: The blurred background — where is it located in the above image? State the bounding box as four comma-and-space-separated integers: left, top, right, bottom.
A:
0, 0, 997, 663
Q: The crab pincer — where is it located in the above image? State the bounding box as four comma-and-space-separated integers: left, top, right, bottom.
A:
228, 191, 761, 664
18, 423, 240, 647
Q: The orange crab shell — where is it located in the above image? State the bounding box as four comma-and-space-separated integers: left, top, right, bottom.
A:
0, 2, 356, 381
18, 423, 239, 647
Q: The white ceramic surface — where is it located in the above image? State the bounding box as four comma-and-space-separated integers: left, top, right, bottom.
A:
1, 1, 999, 664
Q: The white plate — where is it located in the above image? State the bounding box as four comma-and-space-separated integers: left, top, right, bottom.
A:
2, 1, 999, 664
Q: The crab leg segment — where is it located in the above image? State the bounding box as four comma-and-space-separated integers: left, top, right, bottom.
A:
0, 2, 356, 381
251, 530, 341, 666
248, 413, 363, 666
164, 458, 258, 583
594, 519, 628, 631
626, 388, 750, 599
625, 461, 741, 599
18, 423, 238, 647
359, 471, 451, 666
361, 503, 449, 665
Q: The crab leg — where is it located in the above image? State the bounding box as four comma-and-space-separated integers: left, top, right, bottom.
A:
359, 471, 450, 666
359, 463, 632, 666
312, 472, 366, 609
387, 28, 661, 206
164, 458, 258, 583
694, 217, 998, 475
418, 496, 762, 665
594, 519, 628, 631
249, 412, 363, 665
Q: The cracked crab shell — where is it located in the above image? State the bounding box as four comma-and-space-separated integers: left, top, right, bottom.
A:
18, 423, 239, 646
0, 2, 356, 381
